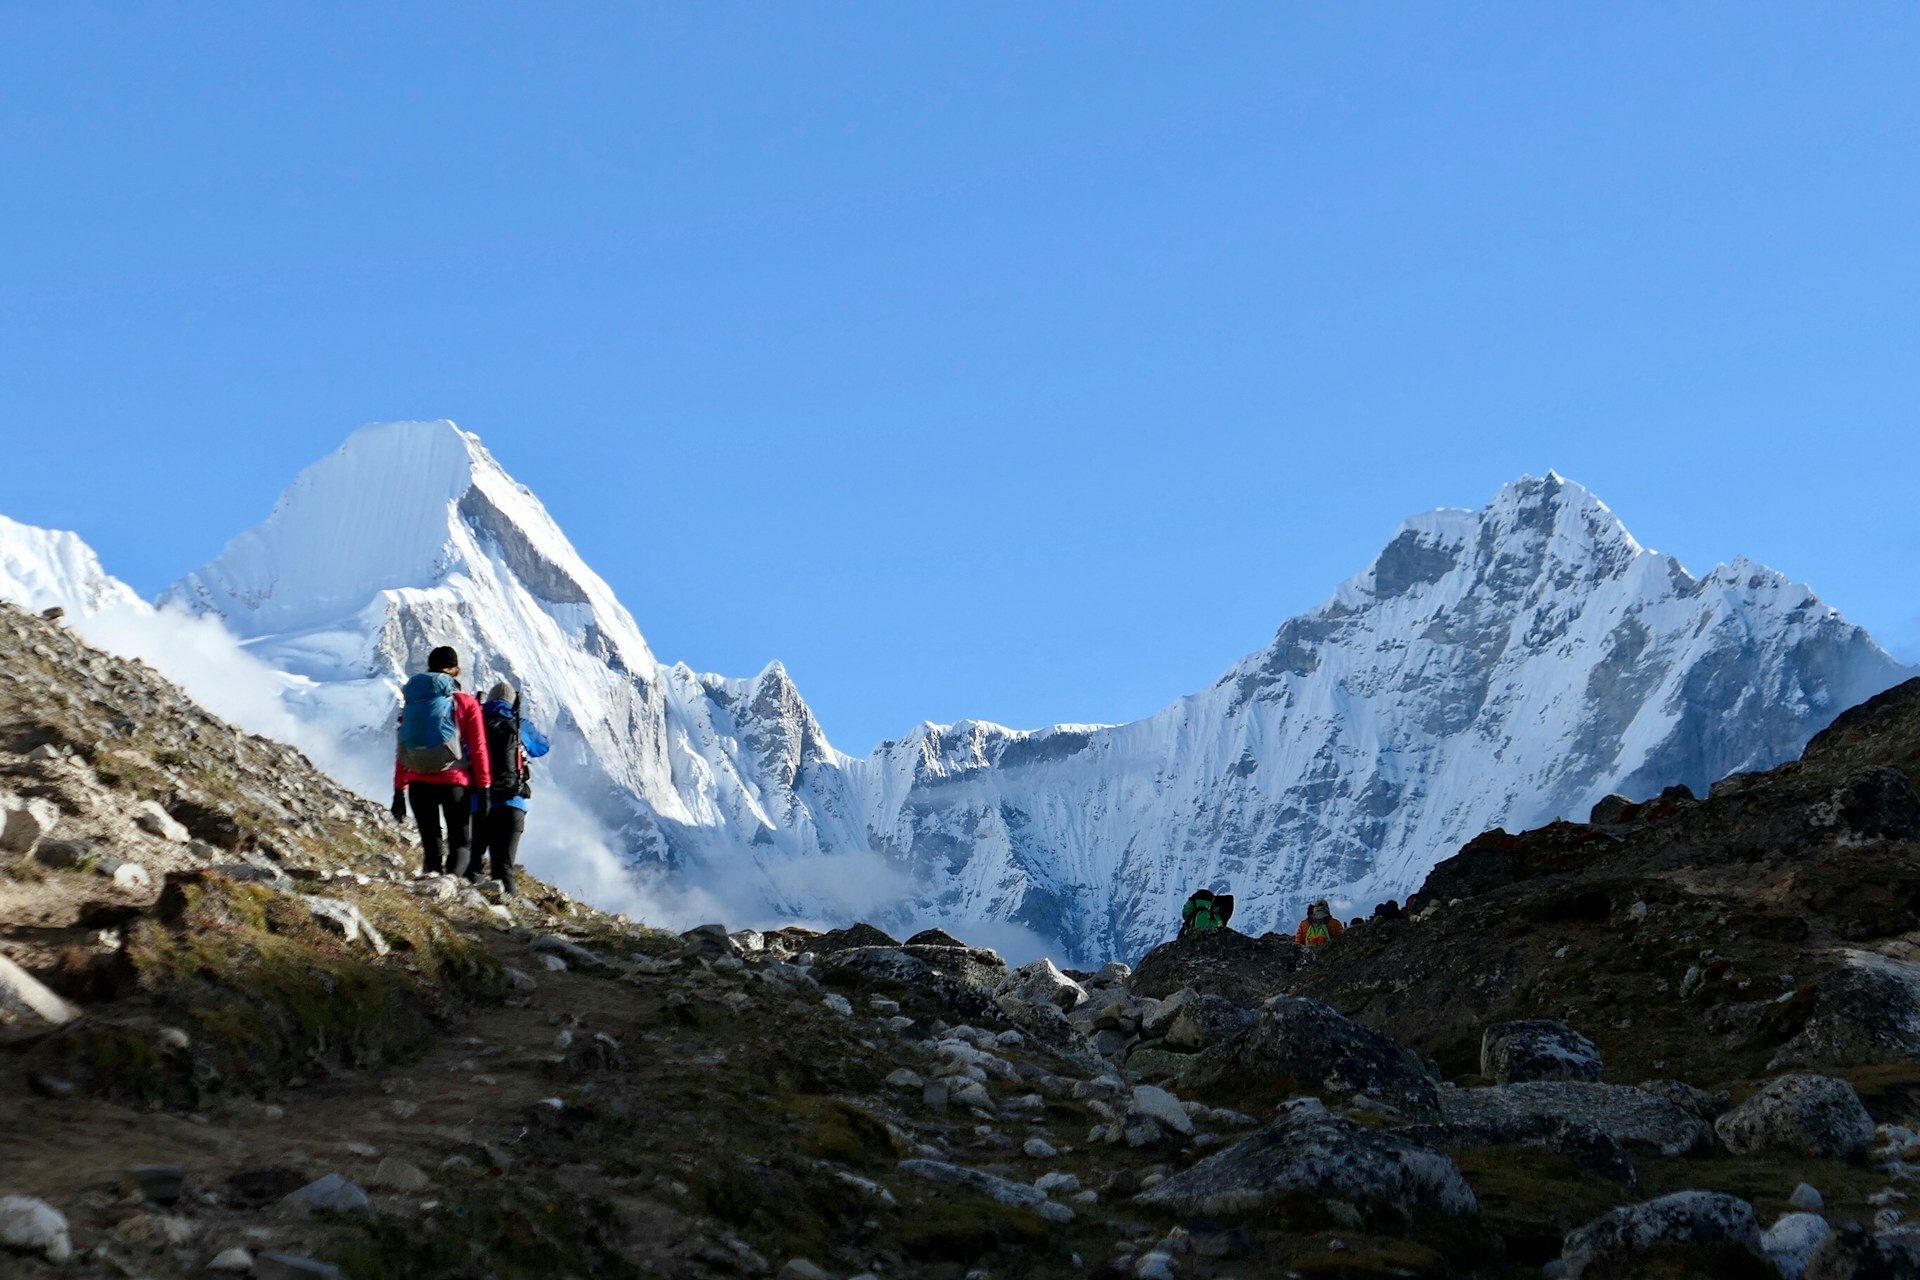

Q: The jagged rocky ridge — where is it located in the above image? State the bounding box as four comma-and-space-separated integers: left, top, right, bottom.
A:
8, 597, 1920, 1278
9, 422, 1908, 962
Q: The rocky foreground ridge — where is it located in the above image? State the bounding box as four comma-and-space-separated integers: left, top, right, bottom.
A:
5, 596, 1920, 1278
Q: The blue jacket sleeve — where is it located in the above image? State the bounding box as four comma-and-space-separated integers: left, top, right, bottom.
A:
522, 720, 551, 758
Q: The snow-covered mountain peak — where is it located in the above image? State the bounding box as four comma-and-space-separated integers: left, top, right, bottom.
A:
0, 515, 145, 619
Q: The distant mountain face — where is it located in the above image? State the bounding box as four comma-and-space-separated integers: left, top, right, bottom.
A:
10, 423, 1907, 963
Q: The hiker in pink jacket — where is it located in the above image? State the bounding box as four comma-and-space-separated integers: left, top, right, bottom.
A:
390, 645, 492, 878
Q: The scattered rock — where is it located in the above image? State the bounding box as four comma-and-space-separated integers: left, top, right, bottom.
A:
776, 1260, 835, 1280
0, 952, 81, 1025
885, 1068, 925, 1091
1480, 1019, 1604, 1084
299, 895, 390, 955
208, 1246, 255, 1273
0, 1195, 72, 1263
1137, 1108, 1477, 1224
127, 1163, 186, 1205
1792, 1183, 1827, 1212
898, 1158, 1069, 1221
0, 792, 60, 853
1129, 1085, 1196, 1137
253, 1255, 345, 1280
1561, 1191, 1763, 1278
279, 1173, 370, 1215
821, 993, 853, 1016
1715, 1074, 1876, 1158
905, 928, 968, 948
134, 799, 191, 841
532, 934, 607, 969
1023, 1137, 1058, 1159
1035, 1171, 1080, 1195
503, 966, 538, 993
538, 953, 568, 972
370, 1157, 430, 1194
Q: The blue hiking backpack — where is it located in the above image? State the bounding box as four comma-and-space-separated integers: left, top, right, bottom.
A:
397, 673, 464, 774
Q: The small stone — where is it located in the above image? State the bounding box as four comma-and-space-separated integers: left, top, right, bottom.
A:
869, 997, 901, 1014
1037, 1200, 1075, 1224
1133, 1251, 1176, 1280
503, 967, 538, 993
253, 1255, 344, 1280
111, 860, 153, 890
537, 953, 569, 972
777, 1260, 835, 1280
885, 1068, 925, 1091
128, 1163, 186, 1205
1130, 1085, 1196, 1136
1035, 1171, 1081, 1195
387, 1099, 420, 1120
208, 1247, 254, 1273
822, 994, 853, 1016
133, 799, 190, 842
159, 1025, 191, 1050
1023, 1138, 1059, 1159
1789, 1183, 1824, 1212
279, 1173, 369, 1214
370, 1158, 430, 1194
923, 1080, 950, 1111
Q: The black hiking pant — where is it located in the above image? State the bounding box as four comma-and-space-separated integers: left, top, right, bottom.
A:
484, 806, 525, 891
408, 782, 472, 877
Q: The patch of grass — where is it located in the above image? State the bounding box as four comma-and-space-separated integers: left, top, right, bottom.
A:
36, 874, 502, 1105
335, 1181, 645, 1280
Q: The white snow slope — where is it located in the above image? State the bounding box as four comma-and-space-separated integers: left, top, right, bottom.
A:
13, 422, 1910, 963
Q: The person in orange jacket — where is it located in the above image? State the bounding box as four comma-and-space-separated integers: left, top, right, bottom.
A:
1295, 899, 1344, 948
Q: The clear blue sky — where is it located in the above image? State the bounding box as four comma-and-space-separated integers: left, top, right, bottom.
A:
2, 4, 1915, 753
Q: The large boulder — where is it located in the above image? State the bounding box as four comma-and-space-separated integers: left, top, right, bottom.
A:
1136, 1107, 1477, 1225
1202, 996, 1441, 1120
1804, 1224, 1920, 1280
1715, 1074, 1876, 1158
1764, 1213, 1834, 1280
1772, 953, 1920, 1071
1162, 993, 1258, 1050
1810, 767, 1920, 842
808, 923, 901, 955
1438, 1081, 1711, 1156
1479, 1019, 1603, 1084
1129, 928, 1309, 1003
1561, 1191, 1763, 1278
997, 958, 1086, 1012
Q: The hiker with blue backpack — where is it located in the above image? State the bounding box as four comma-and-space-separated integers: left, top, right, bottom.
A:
479, 680, 550, 896
391, 645, 492, 878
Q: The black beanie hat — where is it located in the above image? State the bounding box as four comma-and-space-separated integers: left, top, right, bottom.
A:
427, 645, 460, 672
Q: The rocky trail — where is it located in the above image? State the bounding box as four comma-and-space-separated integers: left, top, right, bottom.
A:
7, 598, 1920, 1278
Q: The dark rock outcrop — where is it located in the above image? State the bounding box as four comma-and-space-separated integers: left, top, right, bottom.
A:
1129, 928, 1308, 1002
1204, 996, 1441, 1120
